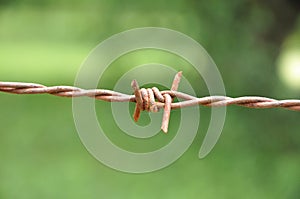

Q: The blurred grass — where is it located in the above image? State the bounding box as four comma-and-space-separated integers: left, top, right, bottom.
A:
0, 41, 90, 83
1, 94, 300, 198
1, 0, 300, 198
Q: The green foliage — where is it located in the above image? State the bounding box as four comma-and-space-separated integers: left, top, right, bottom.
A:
0, 1, 300, 198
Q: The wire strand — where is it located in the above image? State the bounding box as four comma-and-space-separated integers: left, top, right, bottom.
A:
1, 72, 299, 132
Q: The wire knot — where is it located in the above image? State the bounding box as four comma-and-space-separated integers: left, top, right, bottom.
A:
136, 88, 159, 112
131, 71, 182, 133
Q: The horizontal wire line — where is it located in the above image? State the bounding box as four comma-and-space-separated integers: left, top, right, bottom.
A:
1, 81, 299, 111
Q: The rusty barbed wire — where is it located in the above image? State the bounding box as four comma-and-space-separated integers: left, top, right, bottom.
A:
1, 71, 300, 132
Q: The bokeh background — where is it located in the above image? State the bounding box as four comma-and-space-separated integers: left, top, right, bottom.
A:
1, 0, 300, 198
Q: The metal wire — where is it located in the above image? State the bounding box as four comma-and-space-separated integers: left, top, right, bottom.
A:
1, 72, 299, 132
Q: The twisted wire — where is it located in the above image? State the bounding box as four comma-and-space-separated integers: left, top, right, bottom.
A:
1, 72, 299, 132
1, 82, 299, 110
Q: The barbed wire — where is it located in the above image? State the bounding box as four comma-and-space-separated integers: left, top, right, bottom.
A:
1, 71, 299, 132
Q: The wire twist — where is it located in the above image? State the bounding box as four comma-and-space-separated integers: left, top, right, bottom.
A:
1, 71, 299, 132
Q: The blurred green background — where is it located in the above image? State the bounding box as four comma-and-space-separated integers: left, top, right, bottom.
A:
1, 0, 300, 198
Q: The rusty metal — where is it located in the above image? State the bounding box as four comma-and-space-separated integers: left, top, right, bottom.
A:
1, 71, 300, 132
160, 71, 182, 133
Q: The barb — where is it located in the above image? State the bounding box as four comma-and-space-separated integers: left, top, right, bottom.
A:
1, 72, 300, 132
